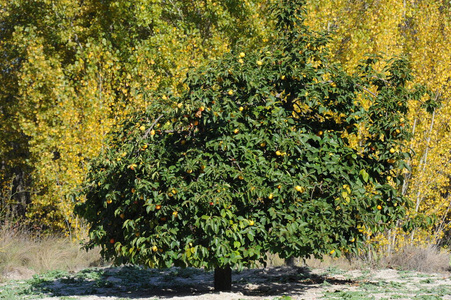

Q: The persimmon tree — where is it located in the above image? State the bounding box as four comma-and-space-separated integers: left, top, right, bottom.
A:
76, 0, 427, 290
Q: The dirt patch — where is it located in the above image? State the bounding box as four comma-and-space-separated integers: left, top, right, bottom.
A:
1, 266, 451, 299
1, 266, 36, 281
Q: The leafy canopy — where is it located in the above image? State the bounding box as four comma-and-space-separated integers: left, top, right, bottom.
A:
76, 0, 426, 270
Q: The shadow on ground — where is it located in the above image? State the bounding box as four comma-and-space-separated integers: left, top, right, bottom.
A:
26, 266, 359, 299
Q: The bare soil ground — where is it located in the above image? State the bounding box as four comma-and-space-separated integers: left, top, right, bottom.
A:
2, 265, 451, 299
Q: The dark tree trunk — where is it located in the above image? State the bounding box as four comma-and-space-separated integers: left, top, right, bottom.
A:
285, 257, 296, 267
214, 265, 232, 291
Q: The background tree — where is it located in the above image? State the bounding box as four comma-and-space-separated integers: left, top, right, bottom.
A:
76, 0, 425, 290
303, 0, 451, 251
0, 0, 270, 234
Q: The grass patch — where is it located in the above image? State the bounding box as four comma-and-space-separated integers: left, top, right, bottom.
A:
0, 224, 102, 282
381, 246, 450, 273
282, 245, 451, 274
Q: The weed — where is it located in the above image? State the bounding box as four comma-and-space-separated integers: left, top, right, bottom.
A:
419, 278, 435, 284
272, 296, 293, 300
75, 268, 104, 281
417, 284, 451, 296
320, 280, 332, 287
323, 290, 376, 299
325, 266, 346, 276
413, 296, 442, 300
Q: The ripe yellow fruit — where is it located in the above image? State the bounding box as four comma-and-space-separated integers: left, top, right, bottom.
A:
150, 129, 156, 136
377, 205, 382, 210
400, 117, 405, 123
295, 186, 304, 193
238, 175, 244, 180
238, 59, 244, 64
152, 246, 158, 252
281, 75, 286, 80
276, 150, 282, 156
181, 140, 186, 145
249, 220, 254, 226
256, 60, 263, 66
350, 238, 355, 243
234, 129, 239, 134
268, 193, 274, 200
139, 125, 145, 131
330, 249, 335, 255
239, 52, 245, 58
239, 106, 244, 111
228, 90, 234, 96
172, 211, 178, 217
106, 199, 112, 204
389, 148, 395, 154
120, 213, 125, 219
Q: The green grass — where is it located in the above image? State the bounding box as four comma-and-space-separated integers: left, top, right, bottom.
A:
321, 272, 451, 300
324, 290, 376, 300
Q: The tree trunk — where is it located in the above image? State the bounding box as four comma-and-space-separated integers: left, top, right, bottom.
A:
214, 265, 231, 291
285, 257, 296, 267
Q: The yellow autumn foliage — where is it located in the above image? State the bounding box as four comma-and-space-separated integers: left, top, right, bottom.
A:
0, 0, 271, 236
2, 0, 451, 250
305, 0, 451, 249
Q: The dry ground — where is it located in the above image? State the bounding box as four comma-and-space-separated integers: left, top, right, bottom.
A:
2, 265, 451, 299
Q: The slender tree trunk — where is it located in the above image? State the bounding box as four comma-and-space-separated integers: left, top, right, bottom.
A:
214, 265, 231, 291
411, 109, 436, 243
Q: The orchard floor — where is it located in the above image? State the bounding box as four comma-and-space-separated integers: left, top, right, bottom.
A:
2, 265, 451, 299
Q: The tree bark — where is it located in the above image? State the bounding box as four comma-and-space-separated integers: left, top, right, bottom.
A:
285, 257, 296, 267
214, 265, 232, 291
